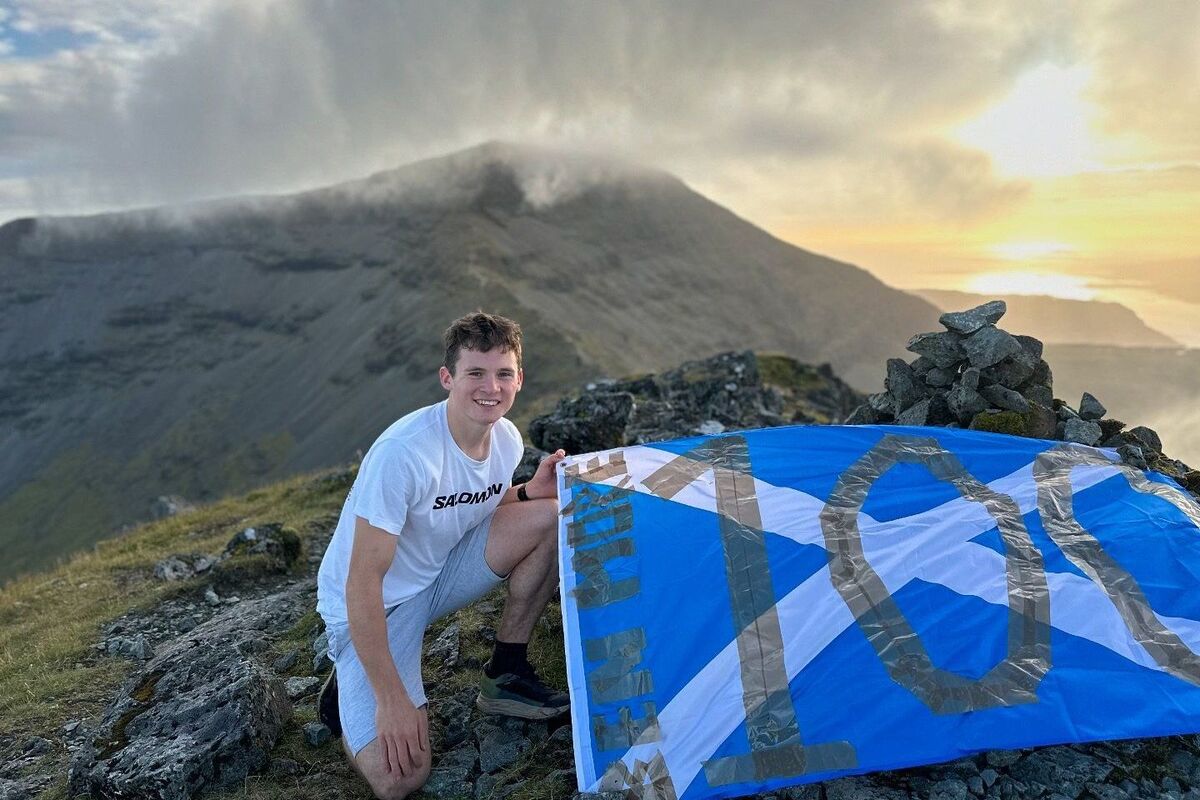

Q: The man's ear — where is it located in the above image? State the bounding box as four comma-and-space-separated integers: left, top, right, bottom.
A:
439, 365, 453, 391
515, 368, 524, 392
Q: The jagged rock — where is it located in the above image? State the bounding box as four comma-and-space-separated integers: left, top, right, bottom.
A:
961, 367, 981, 391
939, 301, 1007, 335
23, 736, 52, 756
69, 588, 303, 799
981, 350, 1038, 389
104, 634, 154, 661
1080, 392, 1107, 421
427, 622, 461, 670
272, 650, 299, 672
907, 331, 967, 369
910, 356, 936, 377
1128, 426, 1163, 454
1064, 418, 1104, 447
925, 367, 957, 388
303, 722, 331, 747
947, 385, 989, 425
844, 404, 878, 425
868, 392, 897, 419
425, 743, 477, 798
219, 523, 302, 583
886, 358, 928, 411
1117, 444, 1149, 470
979, 385, 1030, 413
1015, 334, 1044, 360
963, 325, 1023, 369
285, 676, 320, 700
204, 586, 221, 606
931, 778, 971, 800
312, 630, 333, 673
897, 398, 932, 426
1024, 404, 1059, 440
477, 718, 531, 773
433, 688, 477, 750
154, 556, 195, 582
1021, 384, 1053, 409
530, 391, 634, 454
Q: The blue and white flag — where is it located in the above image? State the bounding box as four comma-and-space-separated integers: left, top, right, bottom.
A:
555, 425, 1200, 800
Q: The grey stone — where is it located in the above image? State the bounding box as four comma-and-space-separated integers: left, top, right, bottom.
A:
1079, 392, 1106, 421
1025, 404, 1059, 440
1064, 418, 1103, 446
530, 391, 634, 453
948, 384, 989, 425
826, 776, 911, 800
910, 356, 936, 377
932, 779, 971, 800
968, 777, 986, 796
1128, 426, 1163, 454
961, 367, 981, 390
980, 768, 999, 787
980, 384, 1030, 413
285, 676, 321, 700
153, 556, 194, 582
427, 622, 461, 670
476, 773, 501, 800
549, 724, 574, 745
303, 722, 331, 747
1085, 782, 1128, 800
1022, 383, 1054, 409
572, 793, 625, 800
1009, 746, 1112, 799
204, 586, 221, 606
425, 743, 477, 798
940, 301, 1007, 335
982, 350, 1039, 389
1117, 444, 1148, 470
845, 404, 878, 425
886, 358, 928, 410
1057, 402, 1080, 421
897, 397, 931, 426
23, 736, 53, 756
925, 367, 957, 388
272, 649, 299, 672
963, 325, 1024, 369
908, 330, 967, 368
868, 392, 897, 418
222, 523, 301, 575
105, 634, 154, 661
69, 587, 304, 800
1015, 334, 1044, 360
312, 631, 332, 673
477, 721, 530, 773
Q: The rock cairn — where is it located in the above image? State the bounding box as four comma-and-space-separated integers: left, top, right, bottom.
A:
845, 300, 1198, 495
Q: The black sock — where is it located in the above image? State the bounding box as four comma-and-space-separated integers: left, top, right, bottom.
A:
487, 640, 528, 677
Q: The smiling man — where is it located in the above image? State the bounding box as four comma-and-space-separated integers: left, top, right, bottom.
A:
315, 311, 568, 800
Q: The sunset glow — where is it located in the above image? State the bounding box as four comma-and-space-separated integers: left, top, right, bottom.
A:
965, 271, 1097, 301
989, 240, 1077, 260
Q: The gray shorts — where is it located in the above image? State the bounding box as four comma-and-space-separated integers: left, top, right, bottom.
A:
323, 516, 504, 756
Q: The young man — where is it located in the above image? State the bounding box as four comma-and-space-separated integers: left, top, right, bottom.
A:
315, 311, 568, 800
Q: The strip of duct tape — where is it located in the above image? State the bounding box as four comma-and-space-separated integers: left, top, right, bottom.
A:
704, 739, 860, 787
600, 751, 678, 800
820, 433, 1051, 714
1034, 444, 1200, 686
593, 702, 661, 753
565, 452, 629, 485
568, 501, 635, 548
572, 538, 639, 609
585, 627, 655, 704
561, 479, 630, 518
642, 453, 715, 500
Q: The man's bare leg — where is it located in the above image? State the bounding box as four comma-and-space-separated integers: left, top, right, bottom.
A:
347, 712, 432, 800
484, 498, 560, 642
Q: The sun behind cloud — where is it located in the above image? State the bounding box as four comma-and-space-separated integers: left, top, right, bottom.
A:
966, 270, 1097, 301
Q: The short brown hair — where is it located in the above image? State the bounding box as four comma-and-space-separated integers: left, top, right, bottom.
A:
442, 311, 523, 374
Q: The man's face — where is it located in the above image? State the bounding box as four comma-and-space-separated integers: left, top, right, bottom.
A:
439, 346, 523, 426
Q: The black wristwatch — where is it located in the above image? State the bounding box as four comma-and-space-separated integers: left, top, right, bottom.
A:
517, 484, 530, 502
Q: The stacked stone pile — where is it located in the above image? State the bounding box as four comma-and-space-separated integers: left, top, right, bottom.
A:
846, 300, 1198, 493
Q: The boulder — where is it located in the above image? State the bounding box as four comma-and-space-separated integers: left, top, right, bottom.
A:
907, 331, 967, 369
529, 391, 634, 454
69, 588, 304, 799
885, 358, 928, 411
981, 350, 1038, 389
939, 301, 1007, 335
897, 398, 932, 426
1014, 335, 1044, 360
979, 385, 1030, 414
1079, 392, 1107, 421
947, 385, 989, 426
1064, 418, 1104, 447
962, 325, 1024, 369
1128, 426, 1163, 454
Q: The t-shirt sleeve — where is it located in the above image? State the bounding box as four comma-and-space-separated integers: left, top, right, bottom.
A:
501, 418, 525, 477
349, 438, 423, 536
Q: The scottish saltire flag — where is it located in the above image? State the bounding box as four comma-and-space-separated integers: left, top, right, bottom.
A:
555, 424, 1200, 800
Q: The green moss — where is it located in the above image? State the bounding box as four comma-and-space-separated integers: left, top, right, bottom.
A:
969, 410, 1027, 436
757, 352, 821, 392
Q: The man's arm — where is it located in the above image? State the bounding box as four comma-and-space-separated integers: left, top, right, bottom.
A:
345, 517, 428, 775
499, 448, 566, 505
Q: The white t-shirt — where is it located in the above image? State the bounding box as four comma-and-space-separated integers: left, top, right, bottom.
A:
316, 400, 524, 625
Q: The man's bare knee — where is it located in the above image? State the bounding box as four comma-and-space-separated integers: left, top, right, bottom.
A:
353, 738, 432, 800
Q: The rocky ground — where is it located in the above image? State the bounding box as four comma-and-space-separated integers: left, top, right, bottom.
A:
3, 315, 1200, 799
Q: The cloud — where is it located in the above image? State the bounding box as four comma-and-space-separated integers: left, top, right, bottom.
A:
0, 0, 1165, 225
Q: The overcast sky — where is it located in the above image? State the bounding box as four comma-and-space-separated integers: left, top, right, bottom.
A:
1, 1, 1197, 342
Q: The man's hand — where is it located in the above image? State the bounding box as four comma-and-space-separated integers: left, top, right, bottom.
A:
524, 449, 566, 500
375, 693, 428, 776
